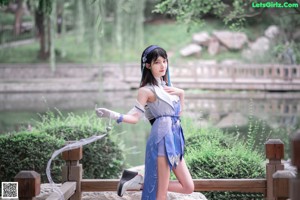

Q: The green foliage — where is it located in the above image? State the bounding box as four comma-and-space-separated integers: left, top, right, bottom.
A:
220, 99, 293, 158
270, 40, 300, 65
182, 119, 265, 200
0, 0, 10, 7
0, 110, 126, 184
186, 134, 265, 178
35, 0, 53, 15
223, 118, 292, 159
35, 110, 126, 179
0, 19, 244, 63
154, 0, 300, 37
153, 0, 251, 30
0, 131, 65, 182
0, 12, 15, 25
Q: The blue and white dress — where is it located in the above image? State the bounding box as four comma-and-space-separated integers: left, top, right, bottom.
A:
141, 82, 185, 200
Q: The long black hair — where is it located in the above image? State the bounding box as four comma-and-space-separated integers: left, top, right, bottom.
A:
140, 45, 170, 87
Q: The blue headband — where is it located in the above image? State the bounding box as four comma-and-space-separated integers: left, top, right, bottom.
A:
141, 45, 159, 72
141, 45, 171, 86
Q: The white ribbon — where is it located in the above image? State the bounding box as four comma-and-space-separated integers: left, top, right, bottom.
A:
46, 134, 107, 200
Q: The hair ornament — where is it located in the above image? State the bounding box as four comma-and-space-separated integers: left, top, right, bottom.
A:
142, 56, 147, 63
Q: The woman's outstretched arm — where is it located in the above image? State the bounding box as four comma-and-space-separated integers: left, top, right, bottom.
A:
96, 87, 151, 124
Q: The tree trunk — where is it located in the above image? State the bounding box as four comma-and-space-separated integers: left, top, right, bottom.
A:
58, 0, 66, 57
35, 10, 48, 59
50, 0, 56, 72
14, 0, 24, 36
75, 0, 85, 43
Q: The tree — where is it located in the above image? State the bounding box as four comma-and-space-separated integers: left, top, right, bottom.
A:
154, 0, 300, 31
33, 0, 52, 59
13, 0, 25, 36
154, 0, 300, 63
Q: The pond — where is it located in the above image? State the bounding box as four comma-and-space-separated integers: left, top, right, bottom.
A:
0, 90, 299, 167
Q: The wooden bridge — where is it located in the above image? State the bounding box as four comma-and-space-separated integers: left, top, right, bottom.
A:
14, 132, 300, 200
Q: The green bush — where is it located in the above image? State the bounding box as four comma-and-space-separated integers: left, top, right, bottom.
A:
0, 131, 64, 183
35, 111, 126, 179
182, 119, 265, 200
186, 133, 265, 179
0, 111, 125, 186
43, 125, 125, 179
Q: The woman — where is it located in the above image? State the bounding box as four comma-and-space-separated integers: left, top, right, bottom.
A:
96, 45, 194, 200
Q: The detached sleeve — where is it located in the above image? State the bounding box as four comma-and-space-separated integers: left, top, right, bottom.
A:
127, 100, 146, 120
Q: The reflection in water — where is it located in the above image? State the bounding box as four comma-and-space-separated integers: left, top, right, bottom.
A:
0, 91, 299, 166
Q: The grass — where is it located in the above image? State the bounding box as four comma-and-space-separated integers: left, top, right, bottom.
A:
0, 19, 264, 64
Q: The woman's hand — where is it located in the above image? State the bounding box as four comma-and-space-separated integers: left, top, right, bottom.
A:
95, 108, 120, 120
164, 86, 185, 114
164, 86, 184, 97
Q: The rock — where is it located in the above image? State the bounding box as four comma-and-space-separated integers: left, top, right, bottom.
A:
35, 184, 207, 200
242, 36, 271, 60
180, 44, 202, 57
208, 37, 220, 55
83, 191, 207, 200
212, 31, 248, 50
249, 36, 270, 52
192, 32, 211, 46
264, 25, 280, 39
241, 48, 253, 60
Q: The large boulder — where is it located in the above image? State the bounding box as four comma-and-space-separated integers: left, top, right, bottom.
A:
212, 30, 248, 50
192, 32, 211, 46
180, 44, 202, 57
264, 25, 280, 39
208, 37, 220, 55
249, 36, 270, 52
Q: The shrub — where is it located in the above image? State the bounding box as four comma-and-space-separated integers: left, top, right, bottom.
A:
0, 131, 64, 183
182, 119, 265, 200
0, 110, 126, 186
186, 133, 265, 179
35, 111, 126, 179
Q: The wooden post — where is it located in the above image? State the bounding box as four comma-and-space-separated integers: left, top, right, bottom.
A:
290, 131, 300, 200
14, 170, 40, 200
273, 170, 294, 200
62, 142, 83, 200
265, 139, 284, 200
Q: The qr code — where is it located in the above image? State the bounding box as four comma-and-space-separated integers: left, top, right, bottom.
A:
1, 182, 18, 199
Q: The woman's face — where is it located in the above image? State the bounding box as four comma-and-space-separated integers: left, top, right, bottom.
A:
150, 56, 168, 78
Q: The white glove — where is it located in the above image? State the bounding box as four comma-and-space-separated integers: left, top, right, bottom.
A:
95, 108, 120, 120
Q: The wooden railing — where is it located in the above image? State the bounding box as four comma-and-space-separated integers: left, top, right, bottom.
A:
15, 132, 300, 200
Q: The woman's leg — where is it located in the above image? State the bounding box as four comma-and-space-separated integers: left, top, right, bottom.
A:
168, 158, 194, 194
157, 156, 170, 200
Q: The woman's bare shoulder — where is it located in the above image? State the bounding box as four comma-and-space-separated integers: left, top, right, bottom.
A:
138, 86, 155, 102
138, 86, 152, 94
